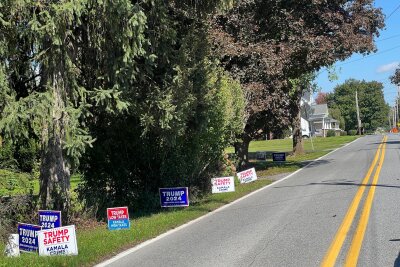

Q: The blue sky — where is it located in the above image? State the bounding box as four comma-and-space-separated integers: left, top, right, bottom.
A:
315, 1, 400, 107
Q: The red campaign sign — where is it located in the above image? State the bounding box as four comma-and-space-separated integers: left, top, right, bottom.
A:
213, 178, 232, 186
237, 167, 257, 184
107, 207, 129, 220
239, 169, 253, 179
42, 228, 70, 246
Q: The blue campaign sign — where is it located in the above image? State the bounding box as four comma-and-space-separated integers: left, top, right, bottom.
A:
159, 187, 189, 207
39, 210, 62, 229
272, 152, 286, 162
18, 223, 42, 252
108, 219, 130, 230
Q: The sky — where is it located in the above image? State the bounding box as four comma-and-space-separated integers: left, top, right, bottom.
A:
315, 1, 400, 107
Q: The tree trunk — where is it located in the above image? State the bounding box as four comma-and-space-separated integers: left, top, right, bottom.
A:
292, 91, 305, 155
39, 70, 71, 219
234, 134, 251, 170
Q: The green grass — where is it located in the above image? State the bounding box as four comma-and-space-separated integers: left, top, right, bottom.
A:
226, 135, 358, 154
0, 136, 358, 266
230, 136, 359, 178
0, 170, 33, 196
0, 172, 82, 197
0, 179, 271, 267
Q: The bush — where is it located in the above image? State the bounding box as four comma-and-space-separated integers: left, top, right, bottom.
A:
0, 195, 36, 242
326, 130, 336, 137
340, 131, 348, 136
348, 129, 357, 136
78, 61, 245, 218
0, 137, 39, 172
0, 140, 17, 169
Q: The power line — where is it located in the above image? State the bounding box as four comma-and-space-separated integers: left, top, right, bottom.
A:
376, 33, 400, 42
386, 3, 400, 21
316, 44, 400, 76
337, 44, 400, 66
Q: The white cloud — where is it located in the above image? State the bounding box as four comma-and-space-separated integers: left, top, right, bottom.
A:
377, 62, 399, 73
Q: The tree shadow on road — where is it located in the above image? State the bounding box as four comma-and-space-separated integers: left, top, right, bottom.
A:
371, 140, 400, 145
394, 251, 400, 267
274, 180, 400, 189
249, 159, 332, 171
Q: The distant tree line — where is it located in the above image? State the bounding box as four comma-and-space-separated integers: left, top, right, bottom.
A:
327, 79, 389, 132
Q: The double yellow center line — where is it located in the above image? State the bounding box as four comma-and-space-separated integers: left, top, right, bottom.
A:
321, 136, 387, 267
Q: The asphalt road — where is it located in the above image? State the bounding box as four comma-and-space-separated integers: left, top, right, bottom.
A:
98, 134, 400, 267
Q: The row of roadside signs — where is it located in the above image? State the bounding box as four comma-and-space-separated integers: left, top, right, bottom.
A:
257, 152, 286, 162
211, 167, 259, 193
7, 167, 259, 257
105, 168, 258, 229
11, 210, 78, 257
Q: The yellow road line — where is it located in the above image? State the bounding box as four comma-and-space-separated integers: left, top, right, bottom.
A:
320, 136, 386, 267
344, 138, 387, 267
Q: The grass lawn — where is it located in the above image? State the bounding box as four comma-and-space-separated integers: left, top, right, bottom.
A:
0, 172, 83, 197
0, 135, 359, 266
225, 135, 358, 154
227, 136, 359, 177
0, 170, 33, 196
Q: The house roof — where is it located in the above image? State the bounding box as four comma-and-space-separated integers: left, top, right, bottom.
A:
311, 104, 328, 115
309, 116, 339, 124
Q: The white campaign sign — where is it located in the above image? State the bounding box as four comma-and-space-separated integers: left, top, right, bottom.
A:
38, 225, 78, 256
211, 177, 235, 193
237, 167, 258, 184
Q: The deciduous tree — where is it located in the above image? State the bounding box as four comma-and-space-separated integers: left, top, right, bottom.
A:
210, 0, 384, 161
328, 79, 389, 131
315, 92, 328, 105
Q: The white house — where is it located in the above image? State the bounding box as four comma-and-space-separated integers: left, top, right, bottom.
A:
308, 104, 341, 137
297, 91, 342, 138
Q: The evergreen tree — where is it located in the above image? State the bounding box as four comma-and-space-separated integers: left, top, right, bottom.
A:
0, 0, 241, 217
78, 1, 244, 213
0, 0, 147, 217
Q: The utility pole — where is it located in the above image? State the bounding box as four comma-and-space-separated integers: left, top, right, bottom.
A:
397, 99, 399, 129
397, 86, 400, 128
355, 90, 361, 134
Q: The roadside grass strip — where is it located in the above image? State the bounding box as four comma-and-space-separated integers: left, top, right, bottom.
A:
0, 180, 271, 267
321, 136, 387, 267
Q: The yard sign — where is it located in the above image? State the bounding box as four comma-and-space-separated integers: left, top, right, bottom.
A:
38, 225, 78, 256
272, 152, 286, 162
237, 168, 258, 184
211, 177, 235, 193
159, 187, 189, 207
18, 223, 42, 252
39, 210, 62, 229
107, 207, 130, 230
